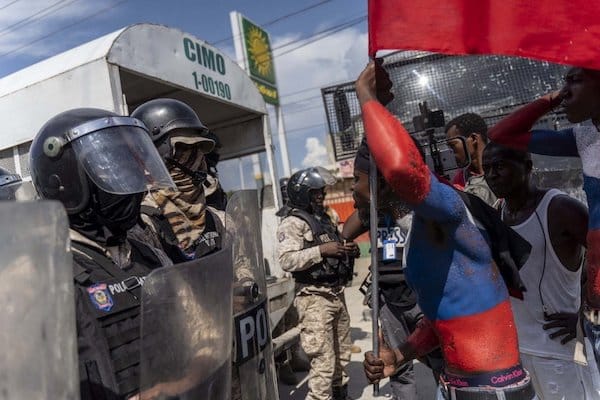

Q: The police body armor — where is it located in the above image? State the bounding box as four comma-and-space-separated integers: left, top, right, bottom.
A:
375, 214, 417, 311
288, 208, 353, 287
72, 238, 163, 399
141, 205, 222, 263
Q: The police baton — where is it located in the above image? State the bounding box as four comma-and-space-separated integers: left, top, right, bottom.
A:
369, 152, 380, 396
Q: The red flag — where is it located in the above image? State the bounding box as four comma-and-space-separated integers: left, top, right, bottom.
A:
369, 0, 600, 70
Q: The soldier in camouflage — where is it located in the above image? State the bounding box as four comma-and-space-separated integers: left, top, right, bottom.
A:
277, 167, 360, 400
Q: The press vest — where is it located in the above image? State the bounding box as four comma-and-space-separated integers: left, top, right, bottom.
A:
73, 238, 164, 399
504, 189, 582, 361
141, 206, 223, 263
376, 214, 418, 311
287, 208, 352, 287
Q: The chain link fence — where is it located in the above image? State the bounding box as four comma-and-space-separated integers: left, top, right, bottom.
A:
321, 51, 585, 202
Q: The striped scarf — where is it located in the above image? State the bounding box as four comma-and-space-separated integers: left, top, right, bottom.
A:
146, 147, 208, 251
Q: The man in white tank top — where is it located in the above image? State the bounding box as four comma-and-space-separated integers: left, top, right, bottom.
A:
482, 142, 599, 399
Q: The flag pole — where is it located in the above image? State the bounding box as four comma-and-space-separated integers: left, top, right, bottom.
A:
369, 152, 380, 396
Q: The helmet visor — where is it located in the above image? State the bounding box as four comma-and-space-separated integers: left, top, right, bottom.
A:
298, 166, 336, 190
312, 166, 337, 186
72, 125, 175, 195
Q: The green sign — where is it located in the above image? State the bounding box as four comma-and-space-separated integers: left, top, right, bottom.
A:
240, 16, 279, 105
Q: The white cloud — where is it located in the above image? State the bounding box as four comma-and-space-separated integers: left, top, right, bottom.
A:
302, 136, 330, 168
268, 26, 368, 171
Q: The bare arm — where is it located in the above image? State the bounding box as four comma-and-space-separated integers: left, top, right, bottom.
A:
548, 194, 589, 271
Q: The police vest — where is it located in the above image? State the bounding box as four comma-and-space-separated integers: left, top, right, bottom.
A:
72, 238, 163, 399
287, 208, 352, 287
375, 214, 418, 311
141, 206, 222, 263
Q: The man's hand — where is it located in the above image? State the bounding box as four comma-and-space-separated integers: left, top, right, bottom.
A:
345, 241, 361, 258
363, 331, 398, 383
541, 90, 565, 107
355, 59, 394, 106
543, 312, 578, 344
319, 241, 360, 258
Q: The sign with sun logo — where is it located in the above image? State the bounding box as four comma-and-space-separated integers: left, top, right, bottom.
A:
231, 12, 279, 105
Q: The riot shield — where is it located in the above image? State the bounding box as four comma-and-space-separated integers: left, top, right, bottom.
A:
0, 201, 78, 399
228, 190, 279, 400
139, 246, 233, 399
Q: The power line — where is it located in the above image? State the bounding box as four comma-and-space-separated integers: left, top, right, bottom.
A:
283, 103, 323, 114
0, 0, 129, 59
0, 0, 77, 39
280, 77, 362, 99
272, 15, 367, 55
286, 122, 326, 134
0, 0, 20, 11
211, 0, 332, 46
243, 14, 366, 68
280, 85, 323, 99
282, 93, 322, 106
261, 0, 332, 28
273, 16, 366, 59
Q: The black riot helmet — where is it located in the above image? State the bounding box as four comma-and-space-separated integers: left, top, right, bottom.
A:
131, 98, 215, 160
30, 108, 175, 214
279, 177, 290, 205
287, 167, 336, 210
0, 167, 26, 200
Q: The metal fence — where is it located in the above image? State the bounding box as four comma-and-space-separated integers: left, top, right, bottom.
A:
321, 51, 585, 202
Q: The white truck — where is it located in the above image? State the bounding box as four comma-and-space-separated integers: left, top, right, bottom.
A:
0, 22, 297, 399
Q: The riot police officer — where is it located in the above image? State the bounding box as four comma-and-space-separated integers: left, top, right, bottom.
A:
130, 98, 225, 264
276, 167, 359, 400
29, 107, 175, 399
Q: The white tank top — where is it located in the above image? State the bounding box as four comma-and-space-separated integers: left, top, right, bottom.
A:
503, 189, 582, 361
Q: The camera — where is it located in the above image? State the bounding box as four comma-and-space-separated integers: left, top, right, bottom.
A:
412, 102, 470, 178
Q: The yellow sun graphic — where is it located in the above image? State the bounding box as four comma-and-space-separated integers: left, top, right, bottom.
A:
247, 27, 272, 78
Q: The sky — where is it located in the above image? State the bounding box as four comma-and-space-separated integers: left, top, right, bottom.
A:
0, 0, 369, 190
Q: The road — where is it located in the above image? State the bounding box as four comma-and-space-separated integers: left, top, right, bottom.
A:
277, 256, 439, 399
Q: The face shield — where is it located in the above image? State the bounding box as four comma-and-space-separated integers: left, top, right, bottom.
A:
300, 166, 337, 190
64, 116, 175, 195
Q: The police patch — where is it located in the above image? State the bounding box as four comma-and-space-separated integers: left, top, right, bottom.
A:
87, 283, 114, 312
278, 232, 285, 242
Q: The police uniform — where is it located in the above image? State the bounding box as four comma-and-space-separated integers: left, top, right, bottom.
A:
277, 210, 352, 400
72, 230, 172, 399
28, 108, 181, 399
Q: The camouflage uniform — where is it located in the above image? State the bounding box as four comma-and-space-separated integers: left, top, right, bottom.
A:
277, 215, 351, 400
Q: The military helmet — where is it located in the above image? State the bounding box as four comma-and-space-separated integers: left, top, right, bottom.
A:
287, 167, 336, 209
0, 167, 23, 200
0, 167, 21, 189
30, 108, 174, 214
131, 98, 214, 158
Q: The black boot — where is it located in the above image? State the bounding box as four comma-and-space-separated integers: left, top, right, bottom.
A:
289, 345, 311, 372
278, 361, 299, 385
332, 385, 350, 400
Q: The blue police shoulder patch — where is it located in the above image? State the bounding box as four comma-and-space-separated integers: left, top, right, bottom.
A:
87, 283, 114, 312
